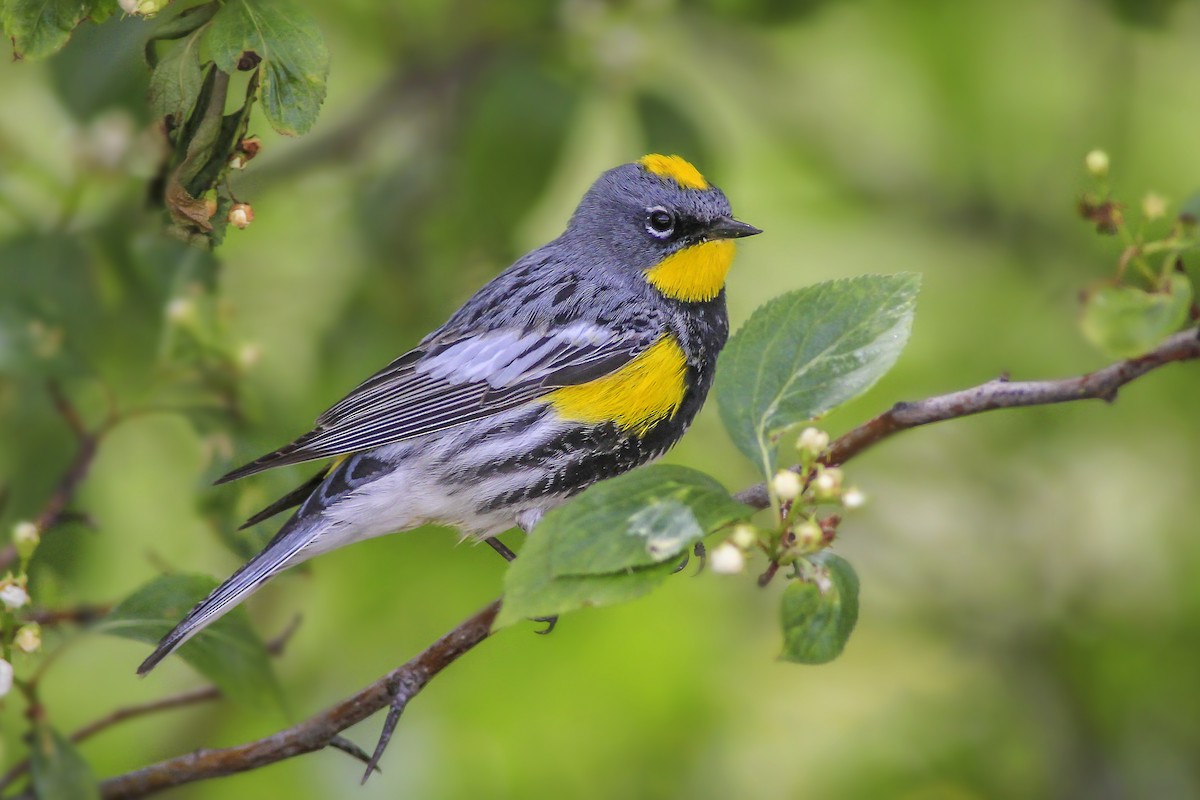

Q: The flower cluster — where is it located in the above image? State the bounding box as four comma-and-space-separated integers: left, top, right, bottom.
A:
708, 428, 866, 578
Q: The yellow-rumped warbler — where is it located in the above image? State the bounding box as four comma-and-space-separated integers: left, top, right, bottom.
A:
139, 154, 760, 674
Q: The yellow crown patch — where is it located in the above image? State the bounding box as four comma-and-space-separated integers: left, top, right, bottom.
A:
638, 154, 709, 190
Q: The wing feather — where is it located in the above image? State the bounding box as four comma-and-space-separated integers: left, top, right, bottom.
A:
215, 325, 651, 484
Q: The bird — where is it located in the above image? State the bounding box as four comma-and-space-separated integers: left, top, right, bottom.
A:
138, 154, 760, 675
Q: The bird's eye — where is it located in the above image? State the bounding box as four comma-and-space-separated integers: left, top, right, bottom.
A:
645, 207, 675, 238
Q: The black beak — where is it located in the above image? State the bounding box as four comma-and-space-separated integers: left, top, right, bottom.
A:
706, 216, 763, 240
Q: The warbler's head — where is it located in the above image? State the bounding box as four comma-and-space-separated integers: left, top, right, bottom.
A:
565, 154, 761, 302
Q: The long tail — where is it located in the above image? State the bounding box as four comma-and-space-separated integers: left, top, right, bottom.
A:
137, 516, 322, 675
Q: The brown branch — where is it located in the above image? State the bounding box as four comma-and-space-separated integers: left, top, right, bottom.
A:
93, 327, 1199, 797
733, 327, 1200, 509
0, 618, 305, 795
20, 604, 112, 627
0, 383, 112, 573
98, 601, 500, 798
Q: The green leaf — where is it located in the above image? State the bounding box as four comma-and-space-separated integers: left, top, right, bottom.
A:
30, 725, 100, 800
205, 0, 329, 136
2, 0, 99, 60
496, 540, 679, 630
144, 1, 218, 62
497, 466, 752, 628
543, 465, 753, 577
780, 552, 859, 664
97, 574, 283, 710
716, 274, 920, 476
1080, 273, 1193, 358
148, 25, 207, 128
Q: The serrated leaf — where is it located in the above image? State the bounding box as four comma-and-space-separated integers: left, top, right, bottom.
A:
543, 465, 753, 577
205, 0, 328, 136
2, 0, 98, 60
780, 552, 859, 664
1080, 273, 1193, 358
144, 1, 218, 61
716, 274, 920, 477
496, 540, 678, 629
148, 27, 206, 128
97, 574, 283, 710
30, 725, 100, 800
496, 465, 750, 628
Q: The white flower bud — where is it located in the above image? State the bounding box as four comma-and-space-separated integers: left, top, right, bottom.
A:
15, 624, 40, 654
1085, 149, 1109, 178
842, 487, 866, 510
812, 467, 843, 500
772, 470, 803, 502
730, 524, 757, 550
236, 342, 262, 370
228, 202, 254, 229
165, 297, 195, 324
1142, 193, 1167, 221
710, 542, 745, 575
0, 583, 29, 610
119, 0, 169, 15
12, 521, 39, 561
794, 519, 823, 551
0, 659, 12, 698
120, 0, 169, 16
796, 427, 830, 456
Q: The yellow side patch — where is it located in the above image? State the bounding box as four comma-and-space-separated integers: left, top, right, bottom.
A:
645, 239, 736, 303
638, 154, 709, 190
548, 336, 688, 435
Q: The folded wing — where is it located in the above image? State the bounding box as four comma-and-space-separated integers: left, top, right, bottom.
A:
215, 323, 650, 484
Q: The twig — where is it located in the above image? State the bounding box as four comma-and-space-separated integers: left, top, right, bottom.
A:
20, 604, 112, 627
94, 328, 1199, 797
733, 327, 1200, 509
98, 601, 500, 798
0, 383, 113, 573
0, 687, 220, 793
0, 617, 306, 794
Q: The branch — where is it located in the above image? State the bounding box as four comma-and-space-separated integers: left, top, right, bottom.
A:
0, 383, 111, 573
97, 601, 500, 798
734, 327, 1200, 509
95, 328, 1200, 797
0, 618, 304, 795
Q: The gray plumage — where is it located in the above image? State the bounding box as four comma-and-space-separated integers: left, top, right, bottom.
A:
138, 158, 759, 675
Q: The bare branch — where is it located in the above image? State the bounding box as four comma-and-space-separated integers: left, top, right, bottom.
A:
20, 604, 112, 628
98, 601, 500, 798
0, 618, 304, 794
94, 328, 1199, 797
0, 384, 112, 573
734, 327, 1200, 509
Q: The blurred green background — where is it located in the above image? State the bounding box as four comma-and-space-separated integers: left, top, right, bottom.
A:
3, 0, 1200, 797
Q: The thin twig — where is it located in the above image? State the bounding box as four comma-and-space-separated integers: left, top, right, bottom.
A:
98, 601, 500, 798
92, 327, 1199, 797
0, 617, 306, 794
0, 688, 220, 793
20, 604, 112, 627
0, 383, 112, 573
733, 327, 1200, 509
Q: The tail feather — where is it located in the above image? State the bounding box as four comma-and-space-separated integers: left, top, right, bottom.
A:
137, 518, 320, 675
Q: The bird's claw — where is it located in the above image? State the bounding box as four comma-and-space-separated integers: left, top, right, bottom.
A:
671, 541, 707, 575
532, 615, 558, 635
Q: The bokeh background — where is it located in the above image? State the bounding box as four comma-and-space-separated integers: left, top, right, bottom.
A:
3, 0, 1200, 797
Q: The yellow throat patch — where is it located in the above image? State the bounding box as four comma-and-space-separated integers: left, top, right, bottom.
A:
638, 154, 709, 190
548, 336, 688, 435
645, 239, 736, 303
